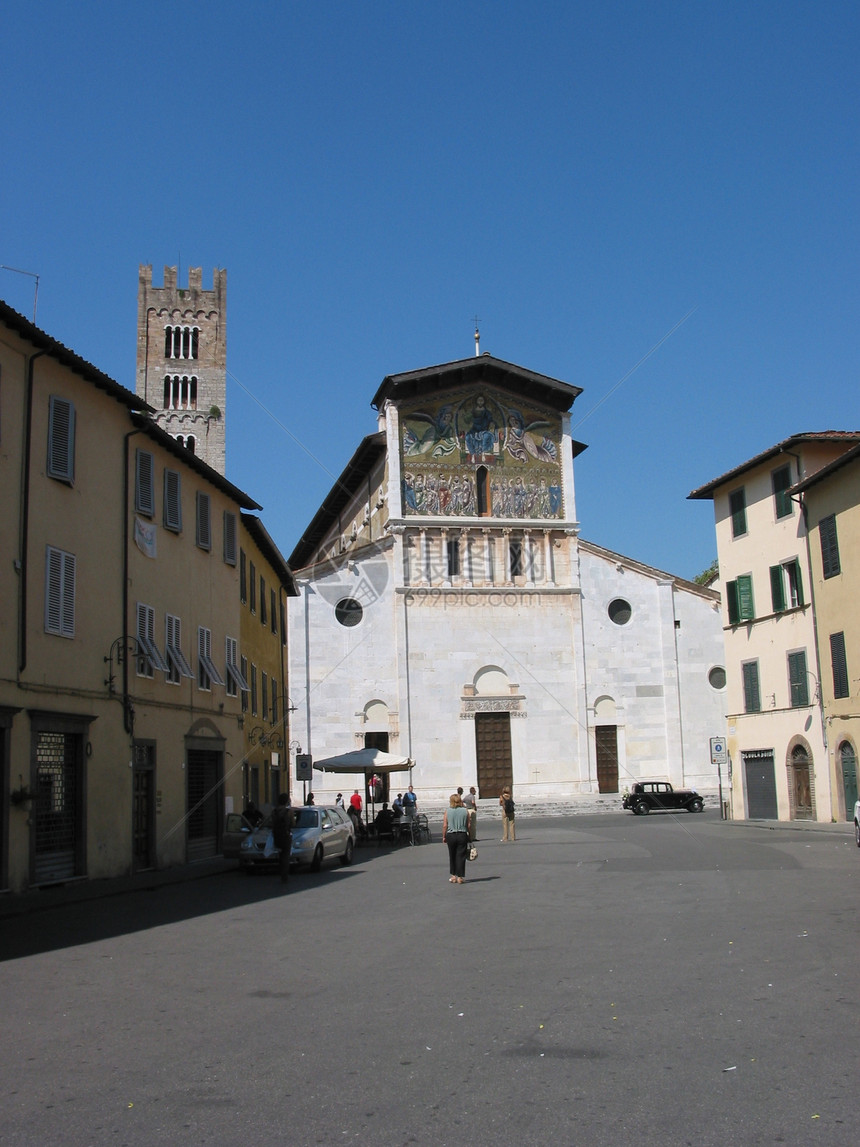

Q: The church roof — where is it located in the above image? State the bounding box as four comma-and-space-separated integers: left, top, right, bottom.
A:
288, 432, 387, 570
371, 354, 582, 413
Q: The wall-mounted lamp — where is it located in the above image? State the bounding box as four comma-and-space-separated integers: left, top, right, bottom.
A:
249, 725, 284, 750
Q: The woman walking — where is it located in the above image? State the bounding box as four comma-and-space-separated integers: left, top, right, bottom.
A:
499, 786, 516, 841
442, 792, 470, 884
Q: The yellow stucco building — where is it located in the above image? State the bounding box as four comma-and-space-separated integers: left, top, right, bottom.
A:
792, 445, 860, 820
238, 515, 297, 811
0, 301, 265, 892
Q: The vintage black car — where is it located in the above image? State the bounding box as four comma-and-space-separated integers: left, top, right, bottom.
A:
622, 781, 704, 815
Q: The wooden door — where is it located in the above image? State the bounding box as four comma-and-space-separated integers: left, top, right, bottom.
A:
595, 726, 619, 793
475, 712, 512, 799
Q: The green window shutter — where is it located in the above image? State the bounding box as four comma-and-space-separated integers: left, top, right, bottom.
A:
770, 565, 785, 613
792, 559, 803, 606
737, 574, 754, 621
788, 650, 809, 707
772, 465, 792, 519
830, 632, 849, 699
820, 515, 841, 578
726, 580, 740, 625
742, 662, 761, 713
729, 489, 747, 538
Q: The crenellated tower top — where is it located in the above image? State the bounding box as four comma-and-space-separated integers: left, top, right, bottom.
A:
136, 264, 227, 474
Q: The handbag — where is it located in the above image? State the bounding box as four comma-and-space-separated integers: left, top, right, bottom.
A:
467, 844, 478, 862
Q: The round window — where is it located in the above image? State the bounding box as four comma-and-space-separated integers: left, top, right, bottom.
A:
335, 598, 363, 627
708, 666, 727, 690
608, 598, 632, 625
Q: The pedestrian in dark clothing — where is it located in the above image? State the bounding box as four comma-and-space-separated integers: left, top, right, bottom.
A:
242, 800, 263, 826
271, 794, 294, 883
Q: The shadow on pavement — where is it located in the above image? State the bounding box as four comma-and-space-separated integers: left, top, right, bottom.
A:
0, 845, 410, 962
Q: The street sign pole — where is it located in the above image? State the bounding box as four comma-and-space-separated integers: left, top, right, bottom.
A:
710, 737, 728, 819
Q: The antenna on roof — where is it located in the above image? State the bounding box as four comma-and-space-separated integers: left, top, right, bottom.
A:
1, 264, 40, 322
474, 315, 481, 357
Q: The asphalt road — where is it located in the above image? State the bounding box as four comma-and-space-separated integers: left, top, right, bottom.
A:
1, 812, 856, 1147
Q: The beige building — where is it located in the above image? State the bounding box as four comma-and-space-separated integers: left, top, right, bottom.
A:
791, 445, 860, 820
238, 515, 297, 810
1, 299, 260, 893
690, 432, 860, 822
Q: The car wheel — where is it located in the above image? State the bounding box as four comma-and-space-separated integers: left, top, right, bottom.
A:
689, 798, 704, 814
340, 838, 354, 866
855, 820, 860, 848
634, 801, 650, 815
310, 845, 323, 872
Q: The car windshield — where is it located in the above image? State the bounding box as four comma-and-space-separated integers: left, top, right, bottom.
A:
293, 809, 319, 829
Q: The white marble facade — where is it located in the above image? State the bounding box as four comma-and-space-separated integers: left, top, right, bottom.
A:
287, 357, 727, 803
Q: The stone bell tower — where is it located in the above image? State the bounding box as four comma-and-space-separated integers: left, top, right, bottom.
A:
136, 265, 227, 474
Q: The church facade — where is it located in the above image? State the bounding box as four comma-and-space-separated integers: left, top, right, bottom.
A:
287, 355, 727, 804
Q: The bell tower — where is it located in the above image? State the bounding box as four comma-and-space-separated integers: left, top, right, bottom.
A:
136, 264, 227, 474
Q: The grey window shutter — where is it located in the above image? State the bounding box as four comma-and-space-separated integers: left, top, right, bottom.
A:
164, 470, 182, 531
223, 512, 237, 565
136, 450, 155, 515
196, 492, 211, 550
47, 396, 75, 481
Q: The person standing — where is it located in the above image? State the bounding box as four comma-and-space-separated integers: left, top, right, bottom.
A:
442, 792, 470, 884
499, 786, 516, 842
463, 786, 477, 840
403, 784, 417, 818
271, 794, 295, 882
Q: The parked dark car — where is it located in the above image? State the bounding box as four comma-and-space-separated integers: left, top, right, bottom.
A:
622, 781, 704, 815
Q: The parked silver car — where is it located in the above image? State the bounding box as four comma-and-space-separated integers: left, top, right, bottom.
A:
222, 812, 256, 859
238, 805, 355, 872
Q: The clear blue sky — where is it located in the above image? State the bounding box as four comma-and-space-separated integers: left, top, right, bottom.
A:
2, 1, 857, 580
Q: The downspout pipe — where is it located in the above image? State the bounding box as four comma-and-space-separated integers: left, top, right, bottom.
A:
278, 582, 289, 803
123, 430, 142, 735
19, 349, 48, 675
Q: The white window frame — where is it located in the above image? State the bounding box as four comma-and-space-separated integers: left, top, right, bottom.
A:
165, 613, 194, 684
45, 546, 75, 637
136, 603, 168, 676
198, 626, 225, 691
225, 636, 249, 697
